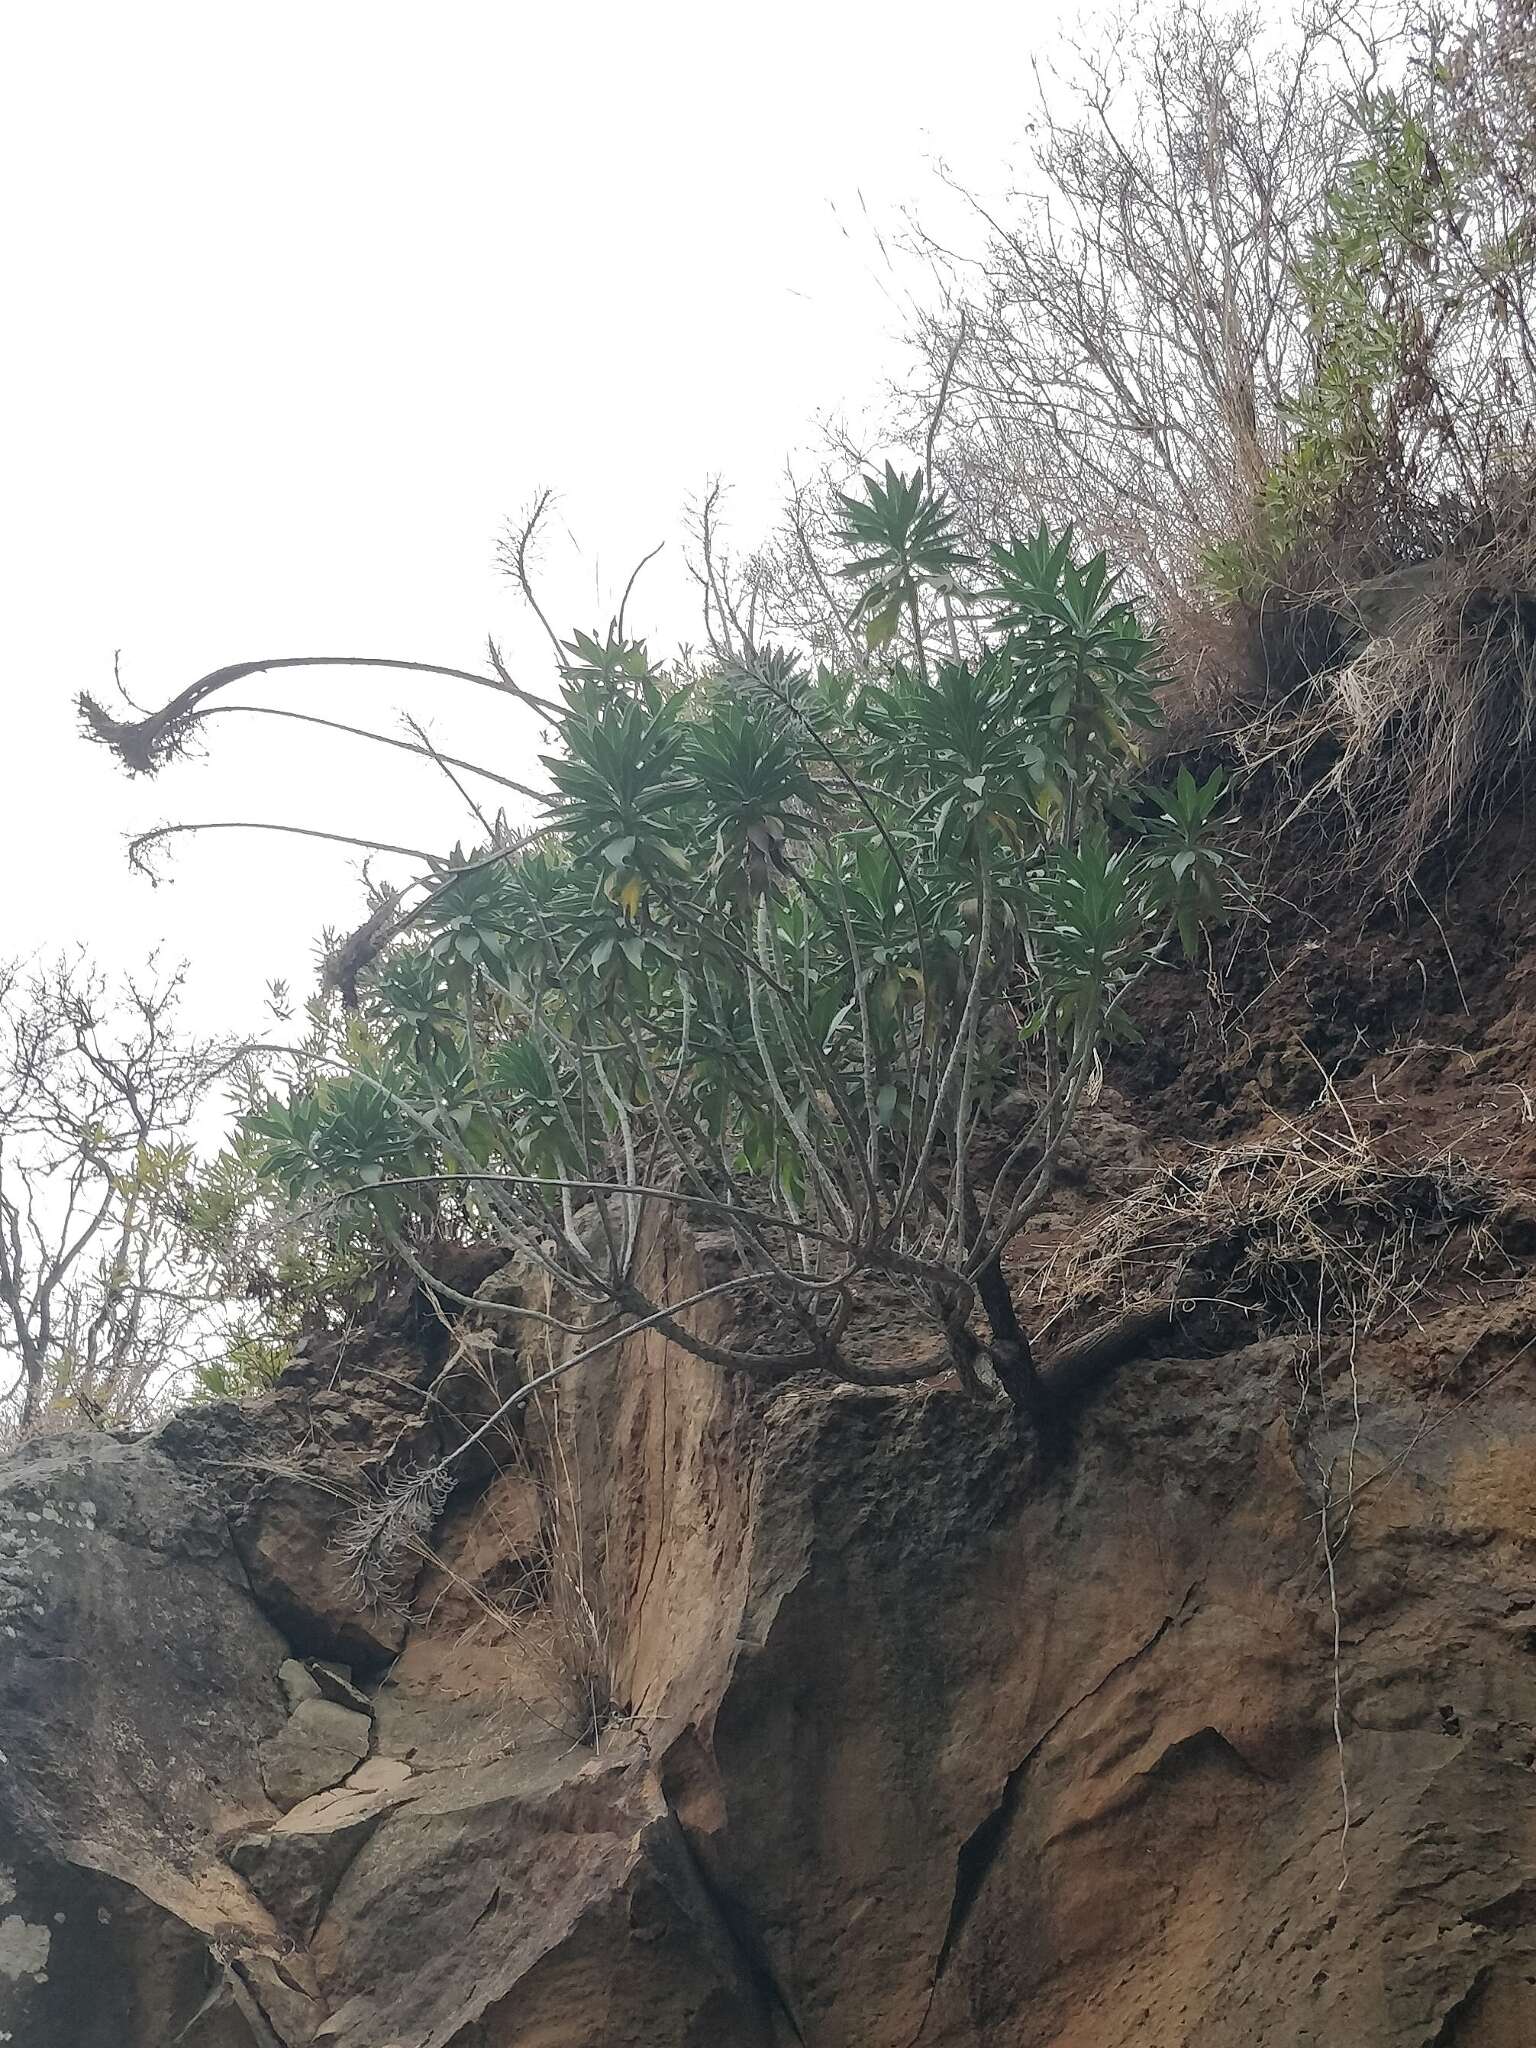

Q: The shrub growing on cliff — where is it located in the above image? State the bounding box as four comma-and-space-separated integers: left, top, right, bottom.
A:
81, 476, 1235, 1435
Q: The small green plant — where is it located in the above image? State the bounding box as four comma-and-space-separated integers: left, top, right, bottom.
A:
189, 1325, 291, 1401
1133, 767, 1237, 959
833, 462, 974, 666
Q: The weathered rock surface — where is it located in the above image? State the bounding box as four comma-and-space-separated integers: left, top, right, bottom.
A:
228, 1787, 395, 1940
279, 1657, 324, 1711
0, 1431, 318, 2044
258, 1698, 373, 1810
6, 1220, 1536, 2043
310, 1745, 785, 2045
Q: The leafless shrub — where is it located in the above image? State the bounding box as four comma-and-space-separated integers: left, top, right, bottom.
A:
916, 3, 1347, 599
0, 952, 244, 1444
740, 0, 1352, 665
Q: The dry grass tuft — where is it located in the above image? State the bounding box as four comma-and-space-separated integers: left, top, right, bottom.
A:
1037, 1122, 1501, 1353
334, 1312, 622, 1749
1225, 497, 1536, 889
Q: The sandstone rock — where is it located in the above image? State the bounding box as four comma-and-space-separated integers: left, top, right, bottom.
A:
368, 1625, 570, 1770
228, 1952, 327, 2047
307, 1663, 371, 1714
153, 1274, 516, 1676
228, 1791, 390, 1939
11, 1215, 1536, 2044
277, 1783, 400, 1830
258, 1700, 372, 1811
309, 1747, 783, 2046
0, 1432, 296, 2046
342, 1757, 412, 1794
277, 1657, 371, 1717
279, 1658, 322, 1711
232, 1477, 405, 1674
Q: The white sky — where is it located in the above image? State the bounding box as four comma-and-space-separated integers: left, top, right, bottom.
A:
3, 0, 1054, 1044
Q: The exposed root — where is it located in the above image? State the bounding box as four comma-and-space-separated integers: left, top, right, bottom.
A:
1039, 1299, 1181, 1406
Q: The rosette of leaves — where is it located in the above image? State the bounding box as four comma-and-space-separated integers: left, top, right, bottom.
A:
832, 463, 975, 667
1132, 766, 1237, 960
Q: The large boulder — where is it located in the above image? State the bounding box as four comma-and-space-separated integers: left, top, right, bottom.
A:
0, 1430, 318, 2044
308, 1746, 785, 2046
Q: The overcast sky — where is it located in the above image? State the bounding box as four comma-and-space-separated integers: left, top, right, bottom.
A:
4, 1, 1053, 1042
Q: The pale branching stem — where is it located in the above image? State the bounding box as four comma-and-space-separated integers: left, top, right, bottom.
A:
905, 584, 929, 684
612, 1271, 853, 1380
892, 839, 994, 1242
982, 1006, 1104, 1253
665, 880, 878, 1221
947, 848, 993, 1265
269, 1040, 615, 1306
787, 476, 866, 666
942, 590, 963, 662
589, 1052, 642, 1273
129, 819, 449, 873
749, 898, 856, 1235
732, 660, 943, 1137
634, 975, 692, 1194
79, 653, 563, 780
823, 857, 882, 1184
519, 995, 628, 1284
402, 714, 496, 840
615, 1010, 821, 1300
454, 1003, 570, 1256
924, 307, 969, 486
380, 1225, 600, 1339
616, 541, 665, 642
753, 893, 879, 1226
200, 704, 544, 802
500, 488, 565, 663
341, 1171, 922, 1283
484, 638, 564, 720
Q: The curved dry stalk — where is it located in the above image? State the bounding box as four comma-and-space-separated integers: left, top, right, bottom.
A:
194, 703, 544, 801
79, 653, 541, 779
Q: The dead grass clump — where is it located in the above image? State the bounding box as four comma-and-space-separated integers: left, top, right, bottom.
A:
1038, 1125, 1501, 1352
1231, 494, 1536, 889
335, 1311, 623, 1750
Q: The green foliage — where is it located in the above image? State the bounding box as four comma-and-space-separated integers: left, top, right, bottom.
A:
1206, 41, 1536, 603
1133, 767, 1237, 959
832, 463, 974, 658
189, 1325, 291, 1402
221, 476, 1238, 1400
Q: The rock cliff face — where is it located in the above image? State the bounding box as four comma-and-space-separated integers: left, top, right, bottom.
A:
8, 821, 1536, 2044
6, 1249, 1536, 2045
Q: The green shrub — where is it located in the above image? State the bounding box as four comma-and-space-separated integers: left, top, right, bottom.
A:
87, 476, 1238, 1429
